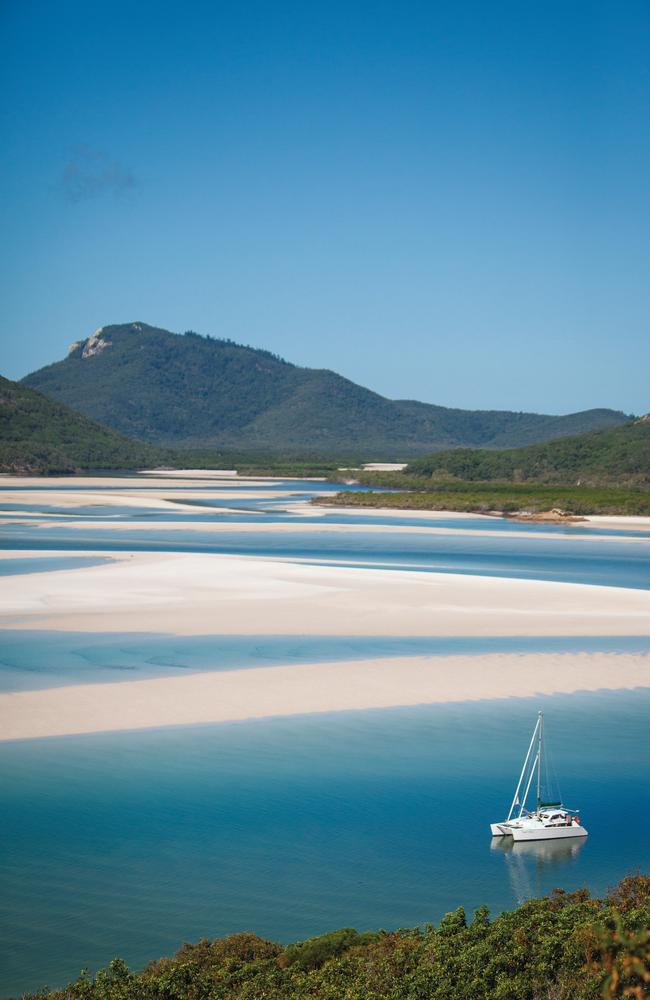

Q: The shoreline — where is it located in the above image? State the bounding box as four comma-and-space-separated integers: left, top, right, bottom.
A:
3, 471, 650, 530
3, 516, 650, 543
1, 650, 648, 741
312, 499, 650, 530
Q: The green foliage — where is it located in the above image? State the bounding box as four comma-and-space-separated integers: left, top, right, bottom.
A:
316, 484, 650, 516
587, 916, 650, 999
0, 375, 359, 476
404, 419, 650, 485
0, 375, 160, 473
279, 928, 381, 971
15, 876, 650, 1000
22, 322, 627, 453
325, 421, 650, 514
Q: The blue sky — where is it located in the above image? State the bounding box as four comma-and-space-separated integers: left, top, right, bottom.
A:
1, 0, 648, 414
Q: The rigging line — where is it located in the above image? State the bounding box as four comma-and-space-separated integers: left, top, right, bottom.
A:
544, 732, 551, 802
547, 737, 563, 807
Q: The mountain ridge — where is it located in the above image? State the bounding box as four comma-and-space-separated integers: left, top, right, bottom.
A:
403, 416, 650, 484
0, 375, 160, 473
22, 322, 629, 455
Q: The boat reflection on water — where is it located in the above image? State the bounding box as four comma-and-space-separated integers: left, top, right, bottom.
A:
491, 835, 586, 864
490, 835, 587, 903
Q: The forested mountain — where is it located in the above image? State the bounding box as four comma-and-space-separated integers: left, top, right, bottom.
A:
405, 416, 650, 484
0, 376, 160, 473
22, 323, 628, 455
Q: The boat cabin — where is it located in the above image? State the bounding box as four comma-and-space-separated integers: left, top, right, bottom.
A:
537, 809, 576, 827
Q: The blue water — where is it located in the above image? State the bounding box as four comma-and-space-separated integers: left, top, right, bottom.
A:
1, 476, 649, 997
3, 523, 649, 589
0, 556, 111, 578
1, 630, 649, 692
4, 494, 650, 539
0, 479, 372, 493
1, 691, 648, 998
3, 480, 649, 589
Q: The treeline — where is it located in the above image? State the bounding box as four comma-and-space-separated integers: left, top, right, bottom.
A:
321, 420, 650, 515
17, 875, 650, 1000
316, 484, 650, 516
0, 376, 356, 476
0, 376, 160, 474
404, 419, 650, 485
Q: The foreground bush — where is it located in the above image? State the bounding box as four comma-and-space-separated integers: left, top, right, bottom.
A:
18, 875, 650, 1000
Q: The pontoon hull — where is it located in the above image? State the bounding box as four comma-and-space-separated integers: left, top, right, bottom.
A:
510, 824, 587, 842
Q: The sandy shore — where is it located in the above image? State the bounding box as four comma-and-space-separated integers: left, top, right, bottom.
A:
2, 475, 649, 741
0, 487, 311, 507
0, 474, 271, 487
3, 473, 649, 531
1, 650, 647, 741
142, 468, 239, 477
2, 550, 649, 637
585, 515, 650, 530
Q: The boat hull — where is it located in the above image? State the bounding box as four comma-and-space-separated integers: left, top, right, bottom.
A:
510, 825, 588, 842
490, 822, 508, 836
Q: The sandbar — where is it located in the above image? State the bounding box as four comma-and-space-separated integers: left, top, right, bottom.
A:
1, 650, 647, 741
1, 550, 649, 637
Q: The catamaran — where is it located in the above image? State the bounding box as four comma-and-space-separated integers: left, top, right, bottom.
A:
490, 712, 588, 842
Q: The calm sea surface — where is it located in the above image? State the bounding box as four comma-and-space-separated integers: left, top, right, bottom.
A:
1, 630, 649, 692
1, 479, 649, 997
1, 692, 648, 998
3, 525, 650, 589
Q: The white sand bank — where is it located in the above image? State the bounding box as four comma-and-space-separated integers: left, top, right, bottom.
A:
297, 504, 491, 520
0, 487, 307, 506
0, 490, 210, 512
585, 515, 650, 530
141, 469, 238, 477
2, 551, 649, 637
362, 463, 407, 471
0, 474, 263, 487
1, 650, 647, 742
4, 514, 647, 547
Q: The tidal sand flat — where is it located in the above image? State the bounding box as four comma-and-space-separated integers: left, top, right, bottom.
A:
2, 550, 650, 637
1, 650, 649, 741
1, 474, 649, 996
3, 630, 648, 693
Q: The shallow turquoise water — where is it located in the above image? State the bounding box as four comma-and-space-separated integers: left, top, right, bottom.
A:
3, 523, 649, 589
0, 691, 648, 998
0, 556, 111, 578
1, 630, 650, 692
1, 478, 649, 997
2, 474, 650, 544
3, 482, 649, 588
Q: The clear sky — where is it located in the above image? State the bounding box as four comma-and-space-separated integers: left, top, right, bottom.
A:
1, 0, 648, 414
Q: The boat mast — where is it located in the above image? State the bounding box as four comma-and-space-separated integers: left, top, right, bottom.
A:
507, 712, 541, 822
517, 711, 544, 818
536, 711, 544, 810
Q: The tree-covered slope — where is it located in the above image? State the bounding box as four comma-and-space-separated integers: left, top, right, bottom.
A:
0, 375, 160, 473
405, 417, 650, 484
22, 322, 628, 454
16, 875, 650, 1000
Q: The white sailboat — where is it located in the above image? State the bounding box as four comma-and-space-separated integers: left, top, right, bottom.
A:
490, 712, 588, 842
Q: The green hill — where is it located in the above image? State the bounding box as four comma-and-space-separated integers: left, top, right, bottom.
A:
0, 376, 347, 476
0, 375, 161, 473
22, 322, 628, 455
405, 417, 650, 484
